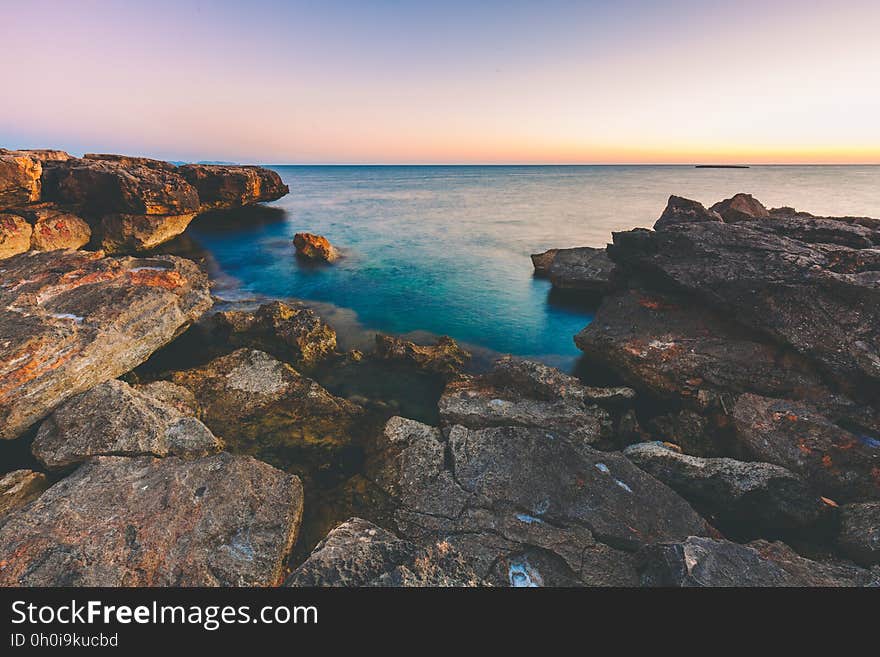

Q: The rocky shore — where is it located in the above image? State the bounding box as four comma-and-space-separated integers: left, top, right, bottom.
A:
1, 154, 878, 587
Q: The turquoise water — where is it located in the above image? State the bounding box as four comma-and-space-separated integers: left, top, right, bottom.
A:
186, 165, 880, 371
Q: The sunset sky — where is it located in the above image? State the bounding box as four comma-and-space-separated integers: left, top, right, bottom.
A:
2, 0, 879, 164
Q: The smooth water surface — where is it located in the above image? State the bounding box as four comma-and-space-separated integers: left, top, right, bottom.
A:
187, 165, 880, 370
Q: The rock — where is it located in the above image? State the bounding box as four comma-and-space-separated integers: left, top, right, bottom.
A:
134, 380, 200, 416
178, 164, 288, 209
837, 502, 880, 566
752, 214, 877, 248
374, 334, 470, 377
654, 195, 722, 230
638, 536, 879, 587
286, 518, 481, 586
293, 232, 337, 262
531, 246, 618, 294
438, 356, 623, 447
0, 453, 303, 586
25, 207, 91, 251
209, 301, 337, 367
83, 153, 178, 171
170, 349, 364, 478
0, 213, 32, 259
624, 441, 827, 535
0, 250, 212, 440
97, 212, 197, 252
0, 151, 41, 208
732, 394, 880, 503
710, 193, 769, 223
0, 470, 49, 518
0, 148, 71, 163
363, 416, 709, 586
32, 379, 222, 470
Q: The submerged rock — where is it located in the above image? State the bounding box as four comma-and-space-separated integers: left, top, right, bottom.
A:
624, 442, 827, 535
0, 470, 49, 518
0, 250, 212, 440
638, 536, 879, 587
32, 379, 222, 470
837, 502, 880, 566
286, 517, 480, 587
531, 246, 618, 294
653, 195, 722, 230
293, 232, 338, 262
374, 334, 470, 377
709, 193, 769, 223
0, 453, 303, 586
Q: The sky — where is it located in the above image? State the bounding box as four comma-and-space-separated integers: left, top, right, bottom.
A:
2, 0, 879, 164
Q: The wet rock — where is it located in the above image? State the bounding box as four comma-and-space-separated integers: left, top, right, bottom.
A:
732, 393, 880, 503
0, 250, 212, 440
0, 213, 32, 259
531, 246, 618, 294
837, 502, 880, 566
653, 195, 722, 230
709, 193, 769, 223
0, 470, 49, 518
638, 536, 880, 587
178, 164, 288, 210
0, 151, 41, 208
32, 379, 222, 470
0, 453, 303, 586
624, 442, 827, 535
374, 334, 470, 377
293, 232, 338, 262
286, 517, 481, 586
209, 301, 337, 367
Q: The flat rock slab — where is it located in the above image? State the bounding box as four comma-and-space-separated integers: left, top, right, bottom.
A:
286, 517, 480, 587
0, 250, 212, 439
638, 536, 879, 587
531, 246, 618, 293
0, 453, 303, 586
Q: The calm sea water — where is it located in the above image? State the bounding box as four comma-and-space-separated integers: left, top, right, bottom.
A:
186, 165, 880, 371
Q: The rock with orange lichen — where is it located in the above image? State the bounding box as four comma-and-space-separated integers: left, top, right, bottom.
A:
293, 232, 338, 262
21, 206, 91, 251
0, 213, 32, 259
731, 393, 880, 503
0, 453, 303, 586
0, 250, 211, 440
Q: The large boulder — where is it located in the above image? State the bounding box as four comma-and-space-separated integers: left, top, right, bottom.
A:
26, 207, 91, 251
531, 246, 618, 294
286, 517, 480, 587
638, 536, 879, 587
32, 379, 222, 470
97, 212, 197, 252
0, 213, 32, 259
178, 164, 288, 209
0, 151, 41, 208
0, 453, 303, 586
653, 195, 722, 230
0, 250, 212, 439
837, 502, 880, 566
624, 442, 827, 535
710, 193, 769, 223
293, 232, 338, 262
374, 334, 470, 377
0, 470, 49, 519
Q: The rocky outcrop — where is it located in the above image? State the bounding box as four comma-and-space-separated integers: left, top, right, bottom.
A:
178, 164, 288, 209
374, 334, 470, 377
32, 379, 222, 470
638, 536, 879, 587
0, 207, 91, 259
0, 151, 42, 207
0, 470, 49, 518
709, 193, 769, 222
530, 246, 618, 294
837, 502, 880, 566
0, 250, 212, 440
0, 453, 303, 586
624, 442, 827, 535
293, 232, 338, 262
286, 517, 481, 586
653, 195, 722, 230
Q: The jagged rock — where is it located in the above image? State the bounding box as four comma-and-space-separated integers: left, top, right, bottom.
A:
209, 301, 337, 367
0, 453, 303, 586
0, 470, 49, 518
293, 232, 337, 262
0, 250, 212, 440
638, 536, 879, 587
752, 214, 877, 248
0, 151, 41, 208
837, 502, 880, 566
32, 379, 222, 470
531, 246, 618, 294
438, 356, 624, 446
710, 193, 769, 222
374, 334, 470, 377
178, 164, 288, 209
624, 442, 827, 535
170, 349, 364, 478
0, 213, 32, 259
286, 518, 481, 587
732, 394, 880, 503
653, 195, 722, 230
363, 416, 708, 586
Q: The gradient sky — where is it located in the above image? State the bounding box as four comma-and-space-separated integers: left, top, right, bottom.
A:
2, 0, 879, 163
